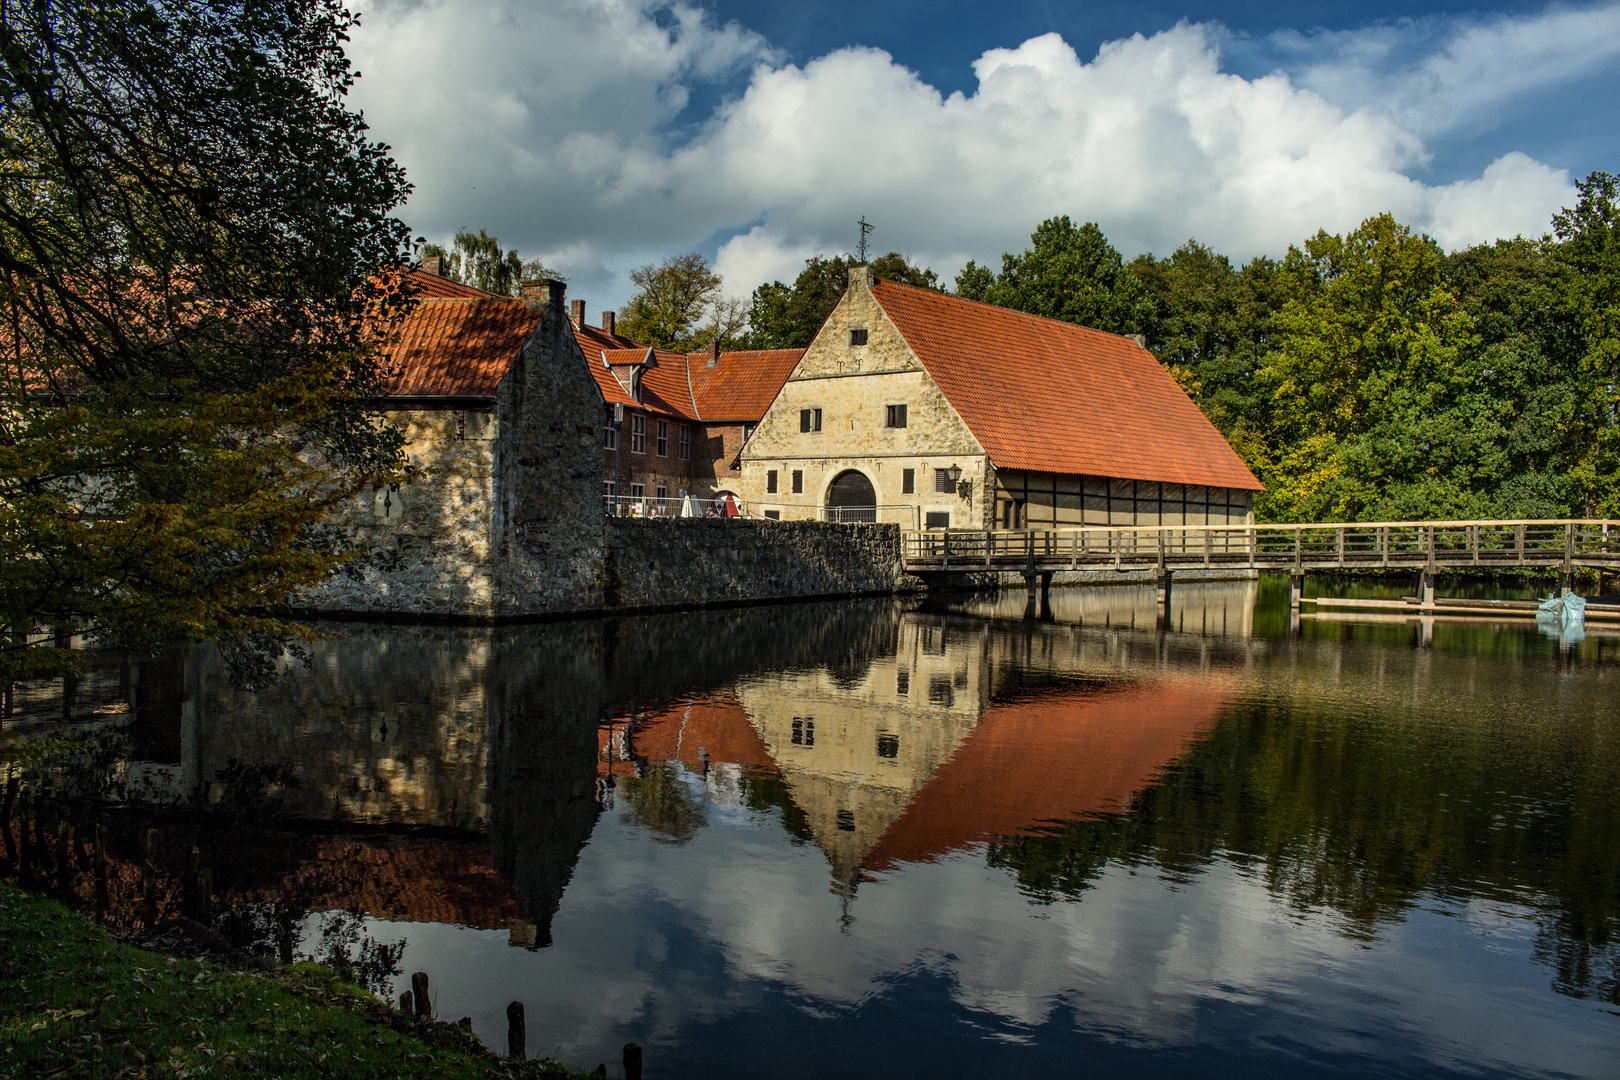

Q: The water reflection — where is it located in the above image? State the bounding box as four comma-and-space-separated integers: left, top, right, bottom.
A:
5, 580, 1620, 1078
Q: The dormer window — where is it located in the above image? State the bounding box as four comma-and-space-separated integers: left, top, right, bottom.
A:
848, 328, 868, 346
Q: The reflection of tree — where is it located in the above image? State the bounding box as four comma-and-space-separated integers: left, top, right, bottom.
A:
618, 763, 706, 845
312, 910, 406, 997
988, 696, 1620, 1003
735, 766, 815, 844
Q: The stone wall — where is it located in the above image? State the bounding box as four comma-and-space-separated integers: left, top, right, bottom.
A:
602, 518, 904, 610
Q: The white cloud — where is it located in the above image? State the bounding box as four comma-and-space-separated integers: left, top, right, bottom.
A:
346, 2, 1598, 308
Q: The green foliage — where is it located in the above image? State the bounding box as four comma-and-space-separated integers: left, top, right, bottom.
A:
422, 229, 559, 297
616, 253, 725, 350
0, 883, 588, 1077
747, 252, 939, 349
954, 217, 1147, 334
1550, 171, 1620, 515
0, 0, 414, 685
617, 761, 707, 844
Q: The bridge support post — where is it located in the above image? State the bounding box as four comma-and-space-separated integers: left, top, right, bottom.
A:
1288, 573, 1304, 611
1560, 570, 1575, 597
1419, 570, 1436, 611
1158, 568, 1175, 632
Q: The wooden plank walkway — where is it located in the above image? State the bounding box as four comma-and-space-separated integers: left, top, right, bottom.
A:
901, 519, 1620, 577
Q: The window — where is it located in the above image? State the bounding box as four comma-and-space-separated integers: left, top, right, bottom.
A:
885, 404, 907, 428
848, 328, 868, 346
766, 469, 778, 494
604, 424, 618, 450
836, 810, 856, 831
901, 468, 915, 494
603, 481, 616, 498
934, 468, 953, 493
630, 414, 646, 453
799, 408, 822, 433
763, 510, 780, 520
792, 718, 815, 746
896, 669, 909, 695
656, 419, 668, 457
655, 486, 668, 501
630, 483, 645, 499
742, 423, 755, 442
678, 425, 691, 460
928, 674, 954, 706
876, 733, 899, 759
925, 511, 951, 529
792, 470, 803, 494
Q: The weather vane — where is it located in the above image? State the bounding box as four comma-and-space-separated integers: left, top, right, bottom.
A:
857, 216, 874, 263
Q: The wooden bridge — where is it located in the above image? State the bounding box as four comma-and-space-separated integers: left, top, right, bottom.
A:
901, 519, 1620, 607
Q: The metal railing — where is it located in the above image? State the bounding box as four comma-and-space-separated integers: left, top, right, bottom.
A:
820, 504, 922, 528
900, 519, 1620, 572
604, 495, 761, 518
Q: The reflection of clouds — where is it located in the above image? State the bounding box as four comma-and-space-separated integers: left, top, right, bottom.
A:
374, 798, 1617, 1078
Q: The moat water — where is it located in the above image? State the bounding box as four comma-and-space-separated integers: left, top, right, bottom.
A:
6, 578, 1620, 1078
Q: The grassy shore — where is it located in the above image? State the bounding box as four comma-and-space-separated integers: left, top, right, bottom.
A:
0, 883, 587, 1079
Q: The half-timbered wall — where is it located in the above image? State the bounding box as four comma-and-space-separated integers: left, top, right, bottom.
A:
991, 470, 1254, 529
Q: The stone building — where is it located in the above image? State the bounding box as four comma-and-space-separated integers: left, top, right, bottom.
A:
739, 266, 1262, 529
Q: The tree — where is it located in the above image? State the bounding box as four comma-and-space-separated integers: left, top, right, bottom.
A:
954, 217, 1147, 335
616, 253, 725, 350
1549, 171, 1620, 516
747, 252, 939, 349
0, 0, 414, 690
1255, 214, 1487, 522
421, 228, 559, 296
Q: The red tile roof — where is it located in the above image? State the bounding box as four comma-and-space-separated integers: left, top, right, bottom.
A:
574, 319, 642, 353
582, 346, 802, 424
686, 349, 805, 421
870, 281, 1263, 491
403, 268, 500, 299
382, 297, 537, 399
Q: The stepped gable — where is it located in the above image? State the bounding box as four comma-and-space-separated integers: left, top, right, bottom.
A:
686, 349, 805, 421
860, 678, 1236, 874
869, 280, 1264, 491
381, 296, 538, 400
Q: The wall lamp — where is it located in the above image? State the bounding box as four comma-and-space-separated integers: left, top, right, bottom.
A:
947, 463, 971, 500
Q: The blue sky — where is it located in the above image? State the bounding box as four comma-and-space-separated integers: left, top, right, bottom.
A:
345, 0, 1620, 309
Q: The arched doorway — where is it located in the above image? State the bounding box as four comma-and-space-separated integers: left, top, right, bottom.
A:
825, 470, 877, 522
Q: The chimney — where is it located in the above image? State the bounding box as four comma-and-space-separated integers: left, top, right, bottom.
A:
420, 254, 445, 276
707, 338, 721, 368
601, 311, 616, 337
521, 277, 565, 313
570, 298, 585, 328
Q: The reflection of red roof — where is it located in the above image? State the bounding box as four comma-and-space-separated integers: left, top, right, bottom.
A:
599, 694, 774, 778
862, 679, 1234, 873
382, 297, 537, 399
870, 280, 1263, 490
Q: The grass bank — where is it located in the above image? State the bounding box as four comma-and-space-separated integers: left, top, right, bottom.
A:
0, 883, 586, 1079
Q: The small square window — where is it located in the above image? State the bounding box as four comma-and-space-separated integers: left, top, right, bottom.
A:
764, 509, 780, 520
901, 468, 915, 494
766, 469, 779, 494
848, 328, 868, 346
792, 470, 803, 494
925, 511, 951, 529
935, 468, 953, 493
742, 423, 755, 442
631, 483, 645, 499
799, 408, 822, 433
886, 404, 907, 428
876, 733, 899, 759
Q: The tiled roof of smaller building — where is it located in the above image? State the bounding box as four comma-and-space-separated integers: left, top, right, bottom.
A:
574, 319, 642, 353
382, 297, 537, 399
870, 280, 1263, 491
687, 349, 805, 421
403, 268, 500, 299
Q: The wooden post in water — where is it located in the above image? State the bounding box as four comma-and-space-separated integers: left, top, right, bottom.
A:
1288, 574, 1304, 611
506, 1001, 525, 1059
411, 972, 432, 1020
624, 1042, 643, 1080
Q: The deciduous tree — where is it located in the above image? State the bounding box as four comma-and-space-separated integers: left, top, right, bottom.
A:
954, 217, 1147, 335
421, 229, 558, 296
747, 252, 938, 349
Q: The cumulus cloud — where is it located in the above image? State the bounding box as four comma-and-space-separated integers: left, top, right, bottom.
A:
345, 1, 1597, 307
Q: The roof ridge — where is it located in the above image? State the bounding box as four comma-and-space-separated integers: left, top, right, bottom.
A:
870, 278, 1138, 344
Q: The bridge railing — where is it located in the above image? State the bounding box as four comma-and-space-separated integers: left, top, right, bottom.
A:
900, 519, 1619, 569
